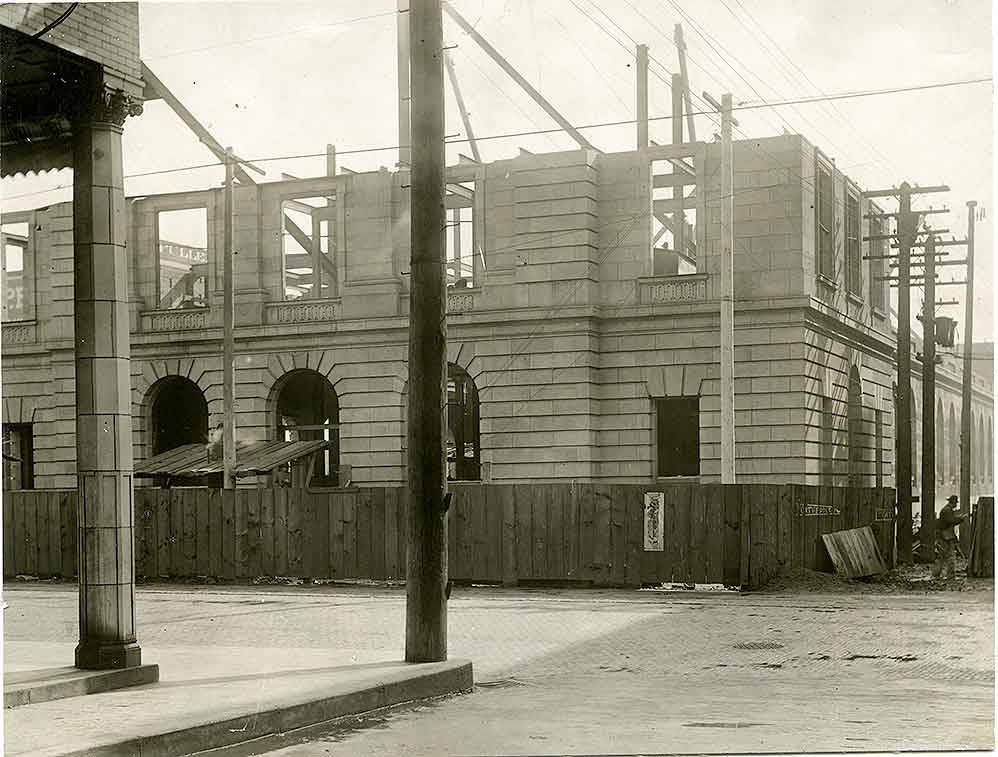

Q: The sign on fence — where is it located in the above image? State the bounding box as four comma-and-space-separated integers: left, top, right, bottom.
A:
644, 492, 664, 551
874, 508, 895, 522
797, 504, 841, 517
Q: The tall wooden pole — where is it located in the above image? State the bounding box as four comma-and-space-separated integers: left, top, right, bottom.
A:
406, 0, 448, 663
719, 93, 735, 483
960, 201, 977, 547
920, 233, 937, 561
636, 44, 648, 149
397, 0, 412, 168
896, 182, 914, 563
223, 149, 236, 489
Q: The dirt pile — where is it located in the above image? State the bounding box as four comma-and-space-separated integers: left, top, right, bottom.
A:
756, 564, 993, 594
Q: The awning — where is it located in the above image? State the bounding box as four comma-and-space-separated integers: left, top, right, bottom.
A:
134, 439, 332, 479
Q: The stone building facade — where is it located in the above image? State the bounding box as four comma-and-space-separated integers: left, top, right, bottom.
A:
2, 136, 994, 497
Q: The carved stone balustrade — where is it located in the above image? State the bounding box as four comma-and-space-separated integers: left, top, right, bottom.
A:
1, 321, 37, 347
140, 308, 209, 333
638, 274, 709, 305
265, 298, 340, 325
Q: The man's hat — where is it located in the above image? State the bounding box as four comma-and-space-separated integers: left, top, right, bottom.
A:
947, 494, 959, 503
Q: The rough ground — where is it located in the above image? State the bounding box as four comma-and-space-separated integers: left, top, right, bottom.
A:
4, 577, 993, 756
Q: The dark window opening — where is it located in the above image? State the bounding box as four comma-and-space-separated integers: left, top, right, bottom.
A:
845, 189, 861, 296
821, 394, 834, 486
275, 369, 340, 486
2, 423, 33, 490
815, 158, 834, 280
447, 364, 480, 481
656, 397, 699, 477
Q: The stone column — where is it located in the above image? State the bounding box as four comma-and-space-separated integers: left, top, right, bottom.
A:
73, 88, 143, 670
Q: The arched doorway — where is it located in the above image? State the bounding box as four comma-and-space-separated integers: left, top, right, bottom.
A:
273, 369, 340, 486
149, 376, 208, 455
447, 363, 480, 481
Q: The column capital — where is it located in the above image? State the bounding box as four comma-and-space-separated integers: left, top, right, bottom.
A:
76, 85, 143, 128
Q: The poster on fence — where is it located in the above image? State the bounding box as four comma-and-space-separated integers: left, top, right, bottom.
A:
644, 492, 664, 551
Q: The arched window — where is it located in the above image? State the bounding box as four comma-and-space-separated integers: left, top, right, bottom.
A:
447, 363, 480, 481
949, 404, 958, 486
847, 366, 863, 487
977, 413, 985, 485
936, 398, 945, 485
273, 369, 340, 486
988, 418, 993, 484
149, 376, 208, 455
911, 395, 919, 486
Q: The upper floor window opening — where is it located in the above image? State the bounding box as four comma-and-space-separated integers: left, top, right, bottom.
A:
845, 185, 862, 297
868, 214, 887, 311
281, 193, 338, 301
445, 179, 479, 289
1, 219, 33, 322
156, 207, 208, 310
651, 158, 697, 276
815, 155, 835, 281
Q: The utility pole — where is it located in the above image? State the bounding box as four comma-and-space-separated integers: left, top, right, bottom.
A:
920, 232, 937, 562
406, 0, 448, 663
864, 181, 950, 564
960, 200, 977, 548
704, 91, 736, 483
893, 182, 915, 562
636, 44, 648, 149
223, 148, 236, 489
397, 0, 412, 168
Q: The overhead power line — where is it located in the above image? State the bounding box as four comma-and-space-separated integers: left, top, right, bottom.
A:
1, 76, 988, 190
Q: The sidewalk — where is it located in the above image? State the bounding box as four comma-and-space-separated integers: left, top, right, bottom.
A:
4, 639, 471, 757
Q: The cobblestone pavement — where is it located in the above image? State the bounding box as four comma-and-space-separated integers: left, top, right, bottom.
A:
3, 582, 994, 755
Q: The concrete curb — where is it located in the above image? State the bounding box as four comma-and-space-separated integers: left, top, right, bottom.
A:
4, 664, 160, 708
52, 660, 473, 757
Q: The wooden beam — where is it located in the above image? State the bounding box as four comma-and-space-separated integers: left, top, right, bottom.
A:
672, 73, 684, 145
653, 173, 697, 189
446, 182, 474, 201
444, 51, 482, 162
675, 24, 696, 142
654, 197, 697, 214
636, 44, 649, 148
442, 1, 598, 152
444, 194, 474, 210
141, 62, 264, 184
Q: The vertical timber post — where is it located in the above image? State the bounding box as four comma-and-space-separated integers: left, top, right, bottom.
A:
960, 201, 977, 550
921, 233, 937, 561
719, 93, 736, 483
223, 149, 236, 490
406, 0, 448, 663
636, 44, 648, 148
397, 0, 412, 168
896, 182, 914, 563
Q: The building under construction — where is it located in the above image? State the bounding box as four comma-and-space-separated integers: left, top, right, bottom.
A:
2, 135, 993, 497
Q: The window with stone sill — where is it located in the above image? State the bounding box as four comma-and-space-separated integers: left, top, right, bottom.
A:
281, 193, 339, 301
814, 155, 835, 281
845, 186, 862, 298
1, 220, 33, 322
445, 179, 480, 289
651, 158, 697, 277
156, 208, 208, 310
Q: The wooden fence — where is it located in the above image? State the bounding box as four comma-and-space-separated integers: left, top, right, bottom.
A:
3, 483, 895, 589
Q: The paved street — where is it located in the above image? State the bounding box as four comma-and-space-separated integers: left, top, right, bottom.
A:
3, 581, 994, 755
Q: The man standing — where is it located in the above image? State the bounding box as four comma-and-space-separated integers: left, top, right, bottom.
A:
932, 494, 967, 580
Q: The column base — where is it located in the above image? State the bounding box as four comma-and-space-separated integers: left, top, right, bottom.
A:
75, 641, 143, 670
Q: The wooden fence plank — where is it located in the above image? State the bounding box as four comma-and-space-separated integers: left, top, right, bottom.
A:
675, 485, 692, 584
565, 484, 580, 582
183, 488, 198, 576
474, 486, 490, 581
384, 487, 399, 580
170, 489, 184, 576
259, 489, 275, 577
4, 494, 15, 578
703, 485, 724, 583
689, 485, 705, 584
232, 489, 247, 578
610, 485, 629, 586
192, 488, 208, 576
547, 487, 566, 580
133, 489, 150, 578
342, 490, 356, 578
514, 484, 533, 581
298, 489, 315, 578
221, 489, 236, 580
624, 486, 642, 588
501, 486, 517, 585
273, 488, 288, 576
369, 488, 385, 580
738, 484, 750, 587
777, 485, 792, 572
250, 489, 265, 578
722, 485, 740, 586
155, 490, 169, 577
46, 491, 62, 578
23, 493, 37, 576
287, 489, 304, 577
578, 484, 595, 582
13, 494, 26, 575
355, 489, 372, 580
532, 486, 548, 579
329, 492, 344, 578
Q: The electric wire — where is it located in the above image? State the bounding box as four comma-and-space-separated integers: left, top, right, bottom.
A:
32, 2, 78, 38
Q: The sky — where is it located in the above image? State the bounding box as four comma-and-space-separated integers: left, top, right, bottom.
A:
1, 0, 994, 339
